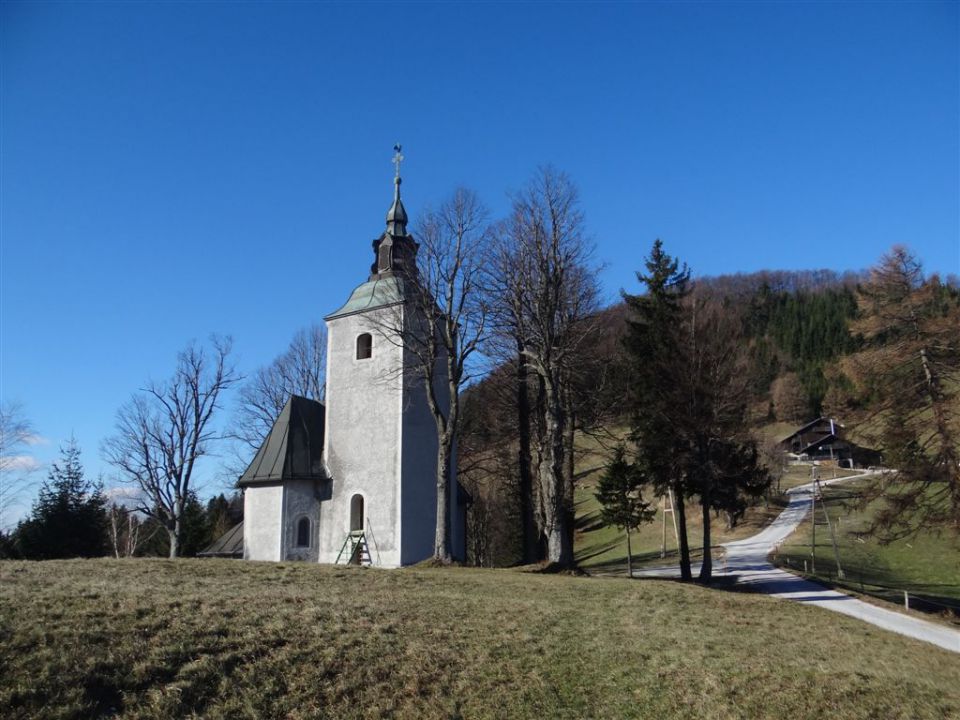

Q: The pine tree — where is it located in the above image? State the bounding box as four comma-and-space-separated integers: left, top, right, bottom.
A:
594, 446, 654, 577
15, 438, 107, 559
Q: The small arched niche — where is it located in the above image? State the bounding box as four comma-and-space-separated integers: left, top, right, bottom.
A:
356, 333, 372, 360
295, 516, 311, 548
350, 494, 364, 532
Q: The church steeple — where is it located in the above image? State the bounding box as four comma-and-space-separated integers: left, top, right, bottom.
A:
385, 144, 408, 237
370, 143, 418, 279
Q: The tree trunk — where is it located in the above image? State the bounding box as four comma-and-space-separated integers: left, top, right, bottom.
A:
533, 374, 548, 556
562, 391, 576, 561
434, 441, 452, 562
168, 525, 179, 559
515, 344, 538, 563
626, 527, 633, 578
699, 483, 713, 584
540, 375, 572, 567
674, 489, 692, 581
917, 345, 960, 514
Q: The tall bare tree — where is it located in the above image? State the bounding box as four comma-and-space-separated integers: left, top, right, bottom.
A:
851, 246, 960, 536
103, 337, 239, 557
231, 323, 326, 458
380, 188, 490, 562
486, 220, 540, 562
677, 295, 769, 582
491, 168, 600, 567
0, 402, 39, 531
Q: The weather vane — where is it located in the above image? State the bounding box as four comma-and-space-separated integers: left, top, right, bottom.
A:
392, 143, 403, 179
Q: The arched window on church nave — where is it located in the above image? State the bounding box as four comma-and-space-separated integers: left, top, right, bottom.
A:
350, 494, 364, 532
296, 516, 311, 548
356, 333, 373, 360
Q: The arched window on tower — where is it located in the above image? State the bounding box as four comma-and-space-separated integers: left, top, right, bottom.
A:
296, 517, 311, 547
356, 333, 372, 360
350, 494, 364, 532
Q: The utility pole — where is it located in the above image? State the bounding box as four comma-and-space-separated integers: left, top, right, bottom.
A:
660, 491, 680, 559
810, 465, 817, 575
816, 475, 845, 580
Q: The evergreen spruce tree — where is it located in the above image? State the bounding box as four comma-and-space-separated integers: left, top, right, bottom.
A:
15, 438, 108, 559
594, 446, 654, 577
622, 239, 695, 579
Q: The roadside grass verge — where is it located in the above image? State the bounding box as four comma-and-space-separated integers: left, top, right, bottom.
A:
1, 559, 959, 719
773, 477, 960, 620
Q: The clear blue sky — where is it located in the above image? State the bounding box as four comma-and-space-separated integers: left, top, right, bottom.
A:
2, 1, 957, 515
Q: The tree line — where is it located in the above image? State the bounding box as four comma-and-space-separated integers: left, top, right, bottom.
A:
0, 435, 242, 559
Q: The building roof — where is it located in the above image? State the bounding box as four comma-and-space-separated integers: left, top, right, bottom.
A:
325, 274, 410, 320
198, 522, 244, 558
780, 417, 853, 456
238, 395, 327, 486
780, 417, 841, 442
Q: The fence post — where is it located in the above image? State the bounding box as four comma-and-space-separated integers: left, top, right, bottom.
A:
904, 591, 909, 610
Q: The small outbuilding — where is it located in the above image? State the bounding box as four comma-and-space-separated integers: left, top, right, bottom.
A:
198, 522, 245, 559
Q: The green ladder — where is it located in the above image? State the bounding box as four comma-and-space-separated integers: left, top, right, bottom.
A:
335, 530, 371, 566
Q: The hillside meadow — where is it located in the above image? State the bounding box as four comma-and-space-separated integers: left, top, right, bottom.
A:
1, 559, 958, 719
774, 477, 960, 614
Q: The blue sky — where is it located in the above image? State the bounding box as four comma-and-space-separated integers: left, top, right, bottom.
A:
1, 1, 957, 519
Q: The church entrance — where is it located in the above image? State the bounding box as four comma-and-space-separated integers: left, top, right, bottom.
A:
350, 494, 364, 532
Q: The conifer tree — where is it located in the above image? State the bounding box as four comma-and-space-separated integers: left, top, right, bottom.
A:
15, 438, 108, 559
623, 239, 695, 579
851, 246, 960, 537
594, 445, 654, 577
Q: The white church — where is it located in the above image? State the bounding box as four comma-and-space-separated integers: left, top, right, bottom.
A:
236, 153, 466, 567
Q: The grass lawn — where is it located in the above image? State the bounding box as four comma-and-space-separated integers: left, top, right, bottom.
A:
772, 477, 960, 616
1, 559, 959, 719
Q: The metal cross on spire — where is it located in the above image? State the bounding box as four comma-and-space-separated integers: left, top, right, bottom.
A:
392, 143, 403, 181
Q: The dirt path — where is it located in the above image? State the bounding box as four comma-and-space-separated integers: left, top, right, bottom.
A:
636, 472, 960, 654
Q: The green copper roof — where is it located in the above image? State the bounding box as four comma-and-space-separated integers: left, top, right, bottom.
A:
325, 275, 409, 320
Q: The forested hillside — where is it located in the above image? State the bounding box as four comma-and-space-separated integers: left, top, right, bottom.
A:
458, 252, 960, 568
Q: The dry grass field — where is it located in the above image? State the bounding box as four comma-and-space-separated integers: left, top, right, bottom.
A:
1, 559, 958, 719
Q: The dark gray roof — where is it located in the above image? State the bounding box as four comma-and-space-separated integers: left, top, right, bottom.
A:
198, 522, 244, 558
238, 395, 327, 486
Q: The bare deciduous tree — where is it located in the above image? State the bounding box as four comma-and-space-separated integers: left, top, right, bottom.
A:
103, 337, 239, 558
107, 503, 155, 558
0, 402, 40, 531
378, 188, 490, 562
486, 220, 540, 563
490, 168, 600, 568
771, 372, 807, 424
230, 324, 326, 466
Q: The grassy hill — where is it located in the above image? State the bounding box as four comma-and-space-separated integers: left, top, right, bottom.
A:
1, 559, 958, 719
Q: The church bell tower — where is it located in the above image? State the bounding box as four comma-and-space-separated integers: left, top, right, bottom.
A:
317, 146, 460, 567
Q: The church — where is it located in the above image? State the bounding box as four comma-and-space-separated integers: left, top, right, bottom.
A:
237, 152, 466, 567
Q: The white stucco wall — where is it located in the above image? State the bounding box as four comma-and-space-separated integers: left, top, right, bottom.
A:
243, 484, 284, 561
399, 356, 439, 565
320, 305, 405, 566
